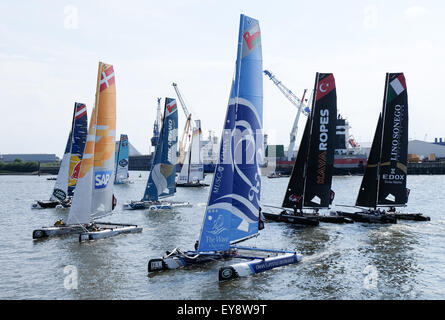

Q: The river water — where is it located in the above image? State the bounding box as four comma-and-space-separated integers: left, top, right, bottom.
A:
0, 172, 444, 299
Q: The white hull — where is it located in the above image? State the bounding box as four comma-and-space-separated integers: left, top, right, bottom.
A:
79, 223, 142, 242
33, 222, 141, 241
123, 200, 192, 211
218, 252, 302, 281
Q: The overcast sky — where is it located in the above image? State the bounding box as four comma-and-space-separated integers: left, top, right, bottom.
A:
1, 0, 443, 157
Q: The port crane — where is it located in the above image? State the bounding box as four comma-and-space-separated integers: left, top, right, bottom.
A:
151, 97, 162, 149
172, 82, 198, 164
263, 70, 311, 161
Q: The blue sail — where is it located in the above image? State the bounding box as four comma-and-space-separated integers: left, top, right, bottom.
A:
198, 14, 263, 252
114, 134, 129, 184
67, 103, 88, 197
143, 98, 178, 201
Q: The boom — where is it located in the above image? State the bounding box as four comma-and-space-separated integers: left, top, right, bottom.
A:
263, 70, 310, 160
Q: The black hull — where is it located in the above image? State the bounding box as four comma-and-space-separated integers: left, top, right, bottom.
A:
336, 211, 397, 224
176, 183, 209, 188
37, 201, 60, 208
263, 212, 319, 226
303, 214, 354, 224
391, 213, 430, 221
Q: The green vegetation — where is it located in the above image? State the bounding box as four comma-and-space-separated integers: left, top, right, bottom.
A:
0, 159, 39, 173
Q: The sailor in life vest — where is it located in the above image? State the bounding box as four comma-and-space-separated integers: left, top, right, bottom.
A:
258, 207, 265, 230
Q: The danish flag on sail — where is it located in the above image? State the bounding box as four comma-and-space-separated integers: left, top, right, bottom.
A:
99, 65, 115, 92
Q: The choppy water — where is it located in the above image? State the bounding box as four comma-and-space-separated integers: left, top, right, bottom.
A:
0, 172, 444, 299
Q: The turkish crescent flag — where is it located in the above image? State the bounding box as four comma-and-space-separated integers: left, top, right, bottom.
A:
316, 74, 335, 101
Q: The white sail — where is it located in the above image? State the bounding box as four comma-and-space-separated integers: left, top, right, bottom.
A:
50, 143, 71, 201
177, 120, 203, 184
189, 120, 204, 182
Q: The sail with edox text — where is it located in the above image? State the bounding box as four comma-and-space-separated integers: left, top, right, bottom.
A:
357, 73, 408, 207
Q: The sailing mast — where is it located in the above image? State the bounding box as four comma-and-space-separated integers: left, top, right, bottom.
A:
282, 73, 337, 210
356, 73, 409, 209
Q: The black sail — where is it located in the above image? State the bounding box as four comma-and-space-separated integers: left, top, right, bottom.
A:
282, 115, 311, 209
377, 73, 408, 206
356, 114, 383, 208
303, 73, 337, 208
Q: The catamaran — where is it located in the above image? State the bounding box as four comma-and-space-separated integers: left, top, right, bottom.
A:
336, 73, 430, 223
176, 120, 209, 187
263, 74, 352, 225
33, 62, 142, 241
32, 102, 87, 209
123, 98, 191, 210
114, 134, 130, 184
147, 14, 302, 281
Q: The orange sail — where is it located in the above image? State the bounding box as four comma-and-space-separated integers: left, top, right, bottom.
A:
67, 62, 116, 225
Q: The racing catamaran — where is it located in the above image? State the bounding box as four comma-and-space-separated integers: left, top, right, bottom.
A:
114, 134, 130, 184
263, 74, 352, 224
176, 120, 209, 187
123, 98, 191, 210
336, 73, 430, 223
32, 102, 87, 209
33, 62, 142, 241
147, 14, 302, 281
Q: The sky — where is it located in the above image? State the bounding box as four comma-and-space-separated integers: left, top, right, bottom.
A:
1, 0, 444, 158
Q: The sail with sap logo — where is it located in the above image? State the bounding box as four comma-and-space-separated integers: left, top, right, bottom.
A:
197, 14, 263, 252
114, 134, 129, 184
67, 62, 116, 225
142, 98, 178, 201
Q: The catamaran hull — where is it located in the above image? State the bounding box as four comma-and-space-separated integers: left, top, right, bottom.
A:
218, 253, 302, 281
176, 183, 210, 188
390, 213, 430, 221
336, 211, 397, 224
148, 251, 231, 272
32, 225, 85, 239
303, 214, 354, 224
123, 201, 192, 211
79, 223, 142, 242
31, 200, 60, 209
262, 211, 319, 226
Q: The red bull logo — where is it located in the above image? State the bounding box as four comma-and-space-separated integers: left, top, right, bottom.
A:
69, 156, 82, 187
71, 160, 81, 179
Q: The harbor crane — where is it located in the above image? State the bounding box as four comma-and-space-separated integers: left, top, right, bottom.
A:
172, 82, 198, 164
263, 70, 311, 161
151, 97, 162, 148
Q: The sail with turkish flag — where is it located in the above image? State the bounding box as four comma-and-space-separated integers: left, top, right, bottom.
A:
67, 62, 116, 225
